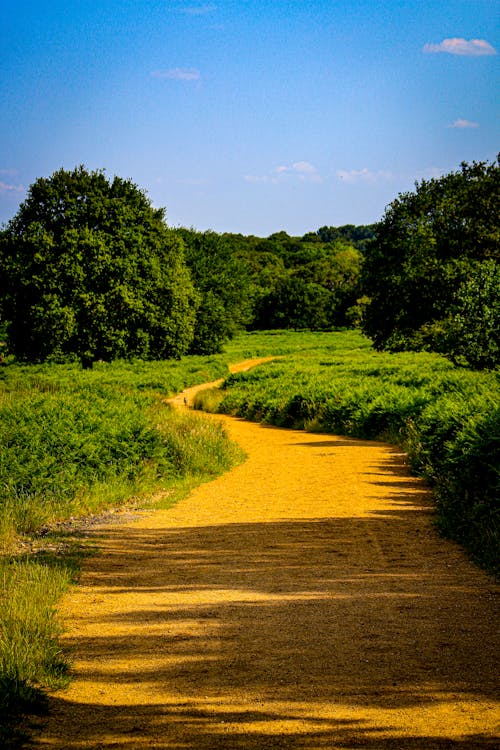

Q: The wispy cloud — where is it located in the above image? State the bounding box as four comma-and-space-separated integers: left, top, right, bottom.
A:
448, 118, 479, 129
336, 165, 451, 186
423, 38, 497, 56
150, 68, 201, 81
336, 168, 394, 184
245, 161, 322, 184
180, 5, 217, 15
290, 161, 322, 181
0, 180, 24, 193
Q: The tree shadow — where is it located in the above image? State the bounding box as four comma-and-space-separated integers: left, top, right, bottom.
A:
34, 510, 499, 748
31, 427, 499, 748
35, 694, 500, 749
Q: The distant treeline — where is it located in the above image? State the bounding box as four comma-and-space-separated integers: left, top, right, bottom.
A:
0, 165, 376, 365
0, 156, 498, 369
176, 223, 375, 351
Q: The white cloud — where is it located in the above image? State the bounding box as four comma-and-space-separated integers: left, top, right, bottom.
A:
0, 181, 24, 193
448, 118, 479, 129
336, 168, 394, 184
423, 38, 497, 56
292, 161, 321, 178
280, 161, 322, 182
150, 68, 201, 81
246, 161, 322, 184
181, 5, 217, 14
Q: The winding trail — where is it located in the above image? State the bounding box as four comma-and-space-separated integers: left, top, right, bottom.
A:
33, 361, 499, 749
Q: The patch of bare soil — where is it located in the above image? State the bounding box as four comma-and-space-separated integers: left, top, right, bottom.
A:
30, 361, 499, 749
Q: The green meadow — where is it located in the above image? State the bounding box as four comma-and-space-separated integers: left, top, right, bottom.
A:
1, 330, 498, 743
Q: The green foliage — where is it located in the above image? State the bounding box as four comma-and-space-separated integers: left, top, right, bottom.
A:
0, 166, 197, 365
362, 156, 500, 368
229, 230, 365, 330
253, 276, 332, 330
0, 388, 168, 537
311, 224, 376, 251
206, 331, 500, 574
176, 229, 253, 354
0, 353, 242, 728
439, 259, 500, 369
0, 355, 232, 544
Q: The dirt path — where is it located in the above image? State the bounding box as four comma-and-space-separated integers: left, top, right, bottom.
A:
32, 361, 499, 749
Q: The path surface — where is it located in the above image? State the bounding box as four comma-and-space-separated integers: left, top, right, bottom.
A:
33, 362, 499, 749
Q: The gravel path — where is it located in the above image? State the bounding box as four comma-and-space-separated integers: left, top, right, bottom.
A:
32, 362, 499, 749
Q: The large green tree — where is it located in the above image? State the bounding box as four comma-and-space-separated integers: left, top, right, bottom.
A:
0, 167, 197, 365
362, 156, 499, 367
176, 229, 252, 354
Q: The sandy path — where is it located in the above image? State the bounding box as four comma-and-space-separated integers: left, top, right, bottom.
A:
32, 361, 499, 749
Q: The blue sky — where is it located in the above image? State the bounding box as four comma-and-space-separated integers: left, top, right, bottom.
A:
1, 1, 498, 235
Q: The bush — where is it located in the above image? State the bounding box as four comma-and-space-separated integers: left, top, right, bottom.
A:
406, 397, 500, 571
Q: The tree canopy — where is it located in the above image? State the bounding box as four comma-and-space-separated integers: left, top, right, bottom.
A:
226, 230, 366, 331
362, 156, 499, 368
0, 167, 197, 365
175, 229, 253, 354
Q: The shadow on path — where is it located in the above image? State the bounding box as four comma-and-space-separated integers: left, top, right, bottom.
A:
32, 421, 499, 749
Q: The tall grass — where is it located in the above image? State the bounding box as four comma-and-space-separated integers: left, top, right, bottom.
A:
0, 558, 71, 747
0, 356, 231, 547
198, 331, 500, 575
0, 354, 242, 736
0, 559, 69, 693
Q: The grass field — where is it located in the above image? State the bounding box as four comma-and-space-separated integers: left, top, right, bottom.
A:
1, 330, 498, 743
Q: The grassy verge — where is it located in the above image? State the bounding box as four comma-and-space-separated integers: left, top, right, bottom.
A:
197, 330, 500, 577
0, 354, 243, 744
0, 558, 70, 747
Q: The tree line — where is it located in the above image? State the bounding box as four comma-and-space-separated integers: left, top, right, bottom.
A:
0, 157, 498, 369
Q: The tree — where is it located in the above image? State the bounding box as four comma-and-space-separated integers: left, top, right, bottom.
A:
313, 224, 376, 251
247, 237, 363, 330
253, 276, 332, 331
176, 229, 252, 354
362, 156, 500, 367
291, 243, 363, 326
0, 167, 197, 365
434, 260, 499, 369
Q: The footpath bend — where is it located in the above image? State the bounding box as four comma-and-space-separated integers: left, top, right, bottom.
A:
32, 360, 499, 749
